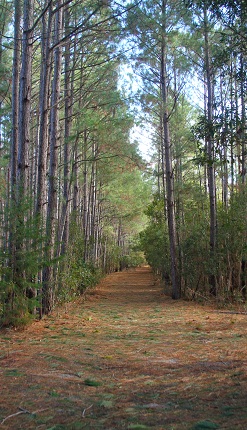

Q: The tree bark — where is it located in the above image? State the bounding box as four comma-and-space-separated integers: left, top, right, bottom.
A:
10, 0, 21, 198
161, 0, 180, 299
204, 6, 217, 296
36, 0, 53, 220
42, 0, 64, 314
61, 5, 73, 255
8, 0, 21, 280
17, 0, 34, 198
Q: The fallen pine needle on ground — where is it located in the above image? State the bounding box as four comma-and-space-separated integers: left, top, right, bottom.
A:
0, 267, 247, 429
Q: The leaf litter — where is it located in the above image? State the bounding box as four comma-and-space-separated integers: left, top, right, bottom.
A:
0, 267, 247, 429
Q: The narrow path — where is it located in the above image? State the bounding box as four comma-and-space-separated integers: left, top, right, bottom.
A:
1, 267, 247, 429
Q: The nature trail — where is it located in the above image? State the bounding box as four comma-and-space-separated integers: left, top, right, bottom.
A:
1, 267, 247, 429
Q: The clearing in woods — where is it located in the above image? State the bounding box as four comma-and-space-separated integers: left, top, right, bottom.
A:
0, 267, 247, 429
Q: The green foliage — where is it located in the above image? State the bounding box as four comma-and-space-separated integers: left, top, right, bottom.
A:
139, 198, 170, 275
121, 251, 146, 269
128, 425, 150, 430
140, 223, 169, 274
0, 284, 34, 328
103, 241, 123, 273
59, 259, 101, 302
84, 378, 102, 387
0, 197, 46, 327
180, 212, 210, 296
191, 420, 219, 429
140, 182, 247, 301
58, 232, 102, 303
180, 186, 247, 299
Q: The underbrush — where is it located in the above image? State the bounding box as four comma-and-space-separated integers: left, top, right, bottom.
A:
0, 290, 34, 328
58, 258, 102, 304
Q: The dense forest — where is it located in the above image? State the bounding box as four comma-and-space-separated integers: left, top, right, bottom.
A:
0, 0, 246, 327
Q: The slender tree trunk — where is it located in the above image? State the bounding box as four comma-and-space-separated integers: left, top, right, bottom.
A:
90, 140, 97, 262
61, 6, 73, 255
240, 3, 246, 185
83, 131, 89, 261
42, 0, 64, 314
204, 6, 217, 296
161, 0, 180, 299
13, 0, 34, 290
72, 134, 79, 219
10, 0, 21, 198
17, 0, 34, 198
220, 76, 228, 207
85, 140, 97, 262
240, 51, 246, 184
8, 0, 21, 284
229, 53, 235, 195
36, 1, 53, 220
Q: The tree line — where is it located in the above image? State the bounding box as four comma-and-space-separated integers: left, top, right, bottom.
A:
0, 0, 246, 327
134, 0, 247, 303
0, 0, 150, 326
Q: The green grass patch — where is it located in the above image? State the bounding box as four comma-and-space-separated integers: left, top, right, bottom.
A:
41, 353, 68, 362
84, 378, 102, 387
128, 424, 150, 429
48, 390, 60, 397
191, 420, 220, 429
5, 369, 25, 377
98, 400, 114, 408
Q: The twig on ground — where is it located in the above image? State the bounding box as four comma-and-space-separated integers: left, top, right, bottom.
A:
1, 408, 48, 425
82, 404, 93, 418
1, 409, 29, 425
136, 346, 147, 353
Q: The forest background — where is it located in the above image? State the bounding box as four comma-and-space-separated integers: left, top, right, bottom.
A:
0, 0, 246, 327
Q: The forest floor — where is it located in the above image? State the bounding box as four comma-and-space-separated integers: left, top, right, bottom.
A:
0, 267, 247, 430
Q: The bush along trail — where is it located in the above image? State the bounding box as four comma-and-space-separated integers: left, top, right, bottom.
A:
0, 267, 247, 430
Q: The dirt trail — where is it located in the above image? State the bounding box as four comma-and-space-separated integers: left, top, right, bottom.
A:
1, 267, 247, 429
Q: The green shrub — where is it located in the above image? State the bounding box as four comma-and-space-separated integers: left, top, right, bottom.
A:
121, 251, 146, 268
0, 282, 34, 327
57, 249, 102, 304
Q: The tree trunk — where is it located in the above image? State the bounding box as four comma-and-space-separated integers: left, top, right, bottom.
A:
161, 0, 180, 299
83, 131, 89, 261
36, 0, 53, 220
17, 0, 34, 198
240, 3, 246, 185
42, 0, 64, 314
61, 6, 73, 255
8, 0, 21, 283
240, 51, 246, 185
10, 0, 21, 198
14, 0, 34, 288
204, 6, 217, 296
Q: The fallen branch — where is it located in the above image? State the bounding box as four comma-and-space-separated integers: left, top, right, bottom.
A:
1, 407, 48, 425
1, 409, 29, 425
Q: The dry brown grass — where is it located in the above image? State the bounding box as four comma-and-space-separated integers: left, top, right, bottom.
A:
0, 267, 247, 429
